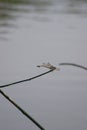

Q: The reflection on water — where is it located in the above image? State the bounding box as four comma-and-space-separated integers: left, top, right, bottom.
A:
0, 0, 87, 40
0, 0, 52, 40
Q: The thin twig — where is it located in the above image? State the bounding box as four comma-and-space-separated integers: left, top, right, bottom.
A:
0, 70, 53, 88
59, 63, 87, 71
0, 89, 45, 130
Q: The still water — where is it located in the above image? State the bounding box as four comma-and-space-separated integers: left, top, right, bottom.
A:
0, 0, 87, 130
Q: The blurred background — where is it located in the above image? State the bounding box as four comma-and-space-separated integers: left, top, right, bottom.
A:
0, 0, 87, 130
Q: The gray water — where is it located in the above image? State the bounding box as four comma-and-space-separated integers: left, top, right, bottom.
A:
0, 0, 87, 130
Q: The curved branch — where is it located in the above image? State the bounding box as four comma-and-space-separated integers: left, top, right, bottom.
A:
0, 70, 53, 88
59, 63, 87, 71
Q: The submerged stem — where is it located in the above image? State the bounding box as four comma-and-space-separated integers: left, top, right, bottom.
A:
0, 89, 45, 130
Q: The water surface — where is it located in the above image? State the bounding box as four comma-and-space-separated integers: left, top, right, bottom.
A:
0, 0, 87, 130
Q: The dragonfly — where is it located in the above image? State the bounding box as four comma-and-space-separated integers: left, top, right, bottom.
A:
37, 63, 60, 71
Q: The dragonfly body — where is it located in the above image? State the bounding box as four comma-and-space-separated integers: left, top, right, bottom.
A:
37, 63, 60, 71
